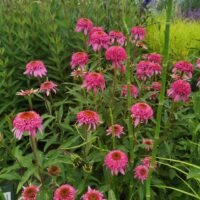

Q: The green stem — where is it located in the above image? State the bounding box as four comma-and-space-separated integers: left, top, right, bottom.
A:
98, 50, 102, 72
121, 0, 134, 199
145, 0, 173, 199
84, 130, 92, 161
28, 96, 33, 110
30, 137, 43, 185
109, 107, 116, 149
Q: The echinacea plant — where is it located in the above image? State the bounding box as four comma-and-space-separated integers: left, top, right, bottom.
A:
2, 0, 200, 199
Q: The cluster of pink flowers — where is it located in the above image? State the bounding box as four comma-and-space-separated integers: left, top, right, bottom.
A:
141, 156, 157, 169
104, 150, 128, 175
172, 61, 193, 79
89, 30, 110, 51
106, 124, 124, 138
144, 53, 162, 64
76, 110, 101, 130
167, 79, 191, 102
136, 61, 161, 80
142, 138, 154, 151
82, 72, 105, 93
24, 60, 47, 78
21, 185, 39, 200
134, 165, 149, 183
75, 18, 93, 35
82, 187, 106, 200
131, 26, 146, 41
16, 17, 200, 199
70, 52, 89, 70
40, 81, 57, 96
130, 103, 154, 127
121, 84, 138, 98
149, 82, 161, 100
53, 184, 76, 200
22, 59, 57, 97
13, 111, 42, 140
109, 30, 126, 46
105, 46, 127, 73
134, 157, 157, 183
22, 184, 106, 200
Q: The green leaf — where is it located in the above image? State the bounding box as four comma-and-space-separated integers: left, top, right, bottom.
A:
0, 172, 21, 181
17, 167, 38, 193
108, 189, 117, 200
187, 168, 200, 180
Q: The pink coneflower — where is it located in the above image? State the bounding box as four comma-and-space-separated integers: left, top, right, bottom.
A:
151, 82, 161, 91
121, 84, 138, 98
135, 41, 148, 49
24, 60, 47, 78
70, 52, 89, 70
136, 61, 154, 80
109, 30, 126, 46
82, 187, 106, 200
13, 111, 42, 140
134, 165, 149, 183
40, 81, 57, 96
151, 63, 162, 75
77, 110, 101, 130
130, 103, 154, 127
21, 185, 39, 200
105, 46, 127, 73
75, 18, 93, 35
196, 58, 200, 69
71, 69, 87, 78
106, 124, 124, 138
82, 72, 105, 93
173, 61, 193, 79
167, 79, 191, 102
89, 30, 110, 51
53, 184, 76, 200
145, 53, 162, 64
131, 26, 146, 41
141, 156, 157, 169
89, 27, 104, 36
104, 150, 128, 175
142, 138, 154, 151
149, 82, 161, 100
16, 89, 39, 96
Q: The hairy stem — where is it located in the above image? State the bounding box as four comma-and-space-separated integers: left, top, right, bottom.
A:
121, 0, 135, 199
109, 107, 116, 149
145, 0, 173, 199
30, 137, 43, 184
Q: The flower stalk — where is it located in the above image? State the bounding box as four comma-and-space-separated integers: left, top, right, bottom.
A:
145, 0, 173, 199
30, 137, 43, 185
121, 0, 135, 199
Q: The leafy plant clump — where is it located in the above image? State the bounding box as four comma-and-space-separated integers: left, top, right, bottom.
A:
1, 0, 200, 200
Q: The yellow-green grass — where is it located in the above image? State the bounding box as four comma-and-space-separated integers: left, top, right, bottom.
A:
146, 16, 200, 61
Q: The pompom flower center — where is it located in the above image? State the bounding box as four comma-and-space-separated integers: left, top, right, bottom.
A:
90, 73, 99, 78
138, 103, 148, 109
42, 82, 52, 88
88, 193, 99, 200
96, 31, 104, 35
19, 112, 36, 120
25, 188, 36, 198
140, 168, 148, 175
111, 152, 122, 160
84, 110, 96, 118
145, 141, 152, 145
59, 188, 70, 198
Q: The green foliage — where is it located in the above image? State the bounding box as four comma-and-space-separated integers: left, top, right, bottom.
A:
0, 0, 200, 200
